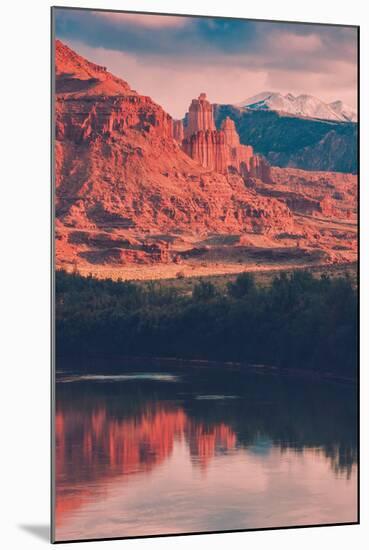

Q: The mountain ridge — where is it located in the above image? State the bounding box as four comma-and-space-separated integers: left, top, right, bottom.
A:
214, 105, 357, 174
236, 91, 357, 123
54, 40, 357, 277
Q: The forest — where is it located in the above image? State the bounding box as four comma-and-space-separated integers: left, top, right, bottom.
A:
55, 269, 358, 378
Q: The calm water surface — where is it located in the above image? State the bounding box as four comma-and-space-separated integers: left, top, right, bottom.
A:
54, 358, 357, 541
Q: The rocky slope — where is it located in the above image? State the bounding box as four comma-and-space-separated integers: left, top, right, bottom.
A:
55, 41, 293, 270
214, 105, 357, 174
54, 40, 357, 277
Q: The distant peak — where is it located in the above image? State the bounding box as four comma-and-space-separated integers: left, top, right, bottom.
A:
330, 100, 344, 109
234, 90, 356, 122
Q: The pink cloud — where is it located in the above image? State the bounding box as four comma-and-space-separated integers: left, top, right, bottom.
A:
95, 12, 187, 29
66, 40, 357, 118
271, 32, 322, 53
67, 41, 269, 118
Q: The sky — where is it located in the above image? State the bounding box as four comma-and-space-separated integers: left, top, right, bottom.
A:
54, 8, 358, 119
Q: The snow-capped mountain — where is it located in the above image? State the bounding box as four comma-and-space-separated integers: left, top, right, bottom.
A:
236, 92, 357, 122
328, 100, 357, 122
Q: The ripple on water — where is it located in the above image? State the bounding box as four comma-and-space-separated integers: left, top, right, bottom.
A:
194, 395, 239, 400
57, 373, 181, 383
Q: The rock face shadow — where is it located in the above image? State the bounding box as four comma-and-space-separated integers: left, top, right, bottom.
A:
19, 524, 50, 542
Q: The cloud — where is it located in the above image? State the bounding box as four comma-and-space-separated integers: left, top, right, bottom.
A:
66, 40, 270, 119
54, 8, 357, 62
271, 32, 322, 53
264, 62, 357, 108
55, 8, 358, 115
96, 12, 187, 29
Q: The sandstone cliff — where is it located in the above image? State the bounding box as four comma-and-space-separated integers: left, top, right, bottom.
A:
173, 119, 184, 142
55, 41, 296, 271
185, 93, 216, 137
181, 95, 271, 181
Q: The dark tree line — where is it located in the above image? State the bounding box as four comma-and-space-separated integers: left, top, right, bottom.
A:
55, 270, 357, 377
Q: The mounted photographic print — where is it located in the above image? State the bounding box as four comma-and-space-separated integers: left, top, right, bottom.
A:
51, 6, 359, 543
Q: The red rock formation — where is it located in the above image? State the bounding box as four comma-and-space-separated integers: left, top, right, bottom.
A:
55, 41, 297, 271
56, 91, 174, 142
249, 154, 272, 183
173, 119, 184, 142
221, 116, 254, 174
185, 93, 216, 137
54, 41, 357, 271
182, 105, 271, 182
221, 116, 240, 147
182, 129, 229, 173
270, 167, 357, 220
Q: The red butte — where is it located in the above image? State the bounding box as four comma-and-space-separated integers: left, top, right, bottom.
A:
181, 94, 271, 182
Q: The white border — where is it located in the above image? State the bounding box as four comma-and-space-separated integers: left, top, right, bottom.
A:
1, 1, 367, 549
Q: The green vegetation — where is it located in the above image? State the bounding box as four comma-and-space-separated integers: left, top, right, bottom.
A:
135, 262, 357, 296
56, 269, 357, 377
214, 106, 357, 173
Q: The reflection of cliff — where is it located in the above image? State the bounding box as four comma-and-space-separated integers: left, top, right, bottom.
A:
55, 367, 357, 531
55, 402, 236, 526
186, 422, 236, 469
56, 404, 236, 478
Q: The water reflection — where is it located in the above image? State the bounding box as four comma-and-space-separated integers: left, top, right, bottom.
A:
55, 362, 357, 541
